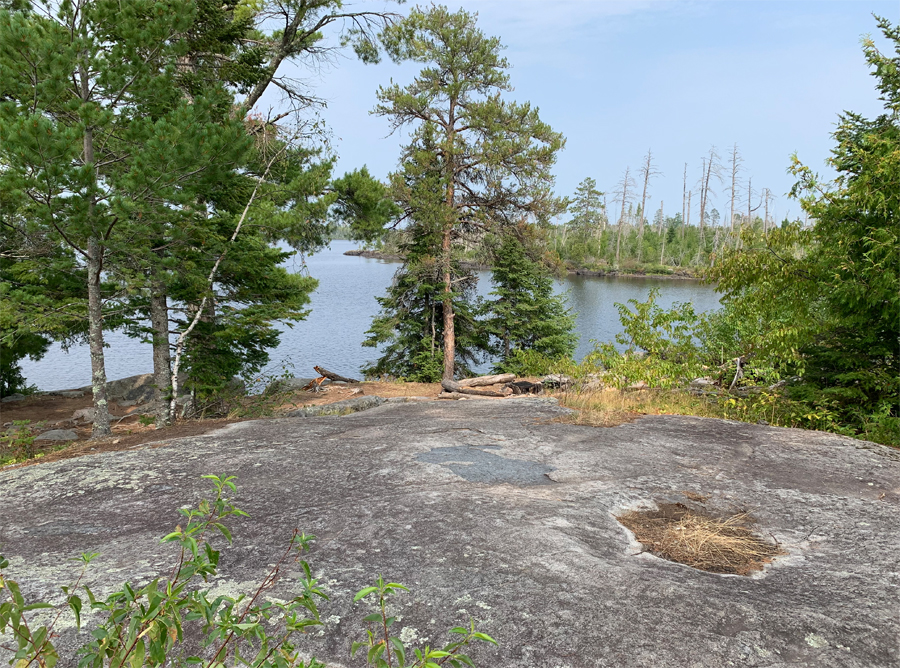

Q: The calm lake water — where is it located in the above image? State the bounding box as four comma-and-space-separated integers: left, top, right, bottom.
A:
20, 239, 721, 391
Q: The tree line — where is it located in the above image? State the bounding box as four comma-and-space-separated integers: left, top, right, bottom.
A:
552, 143, 804, 273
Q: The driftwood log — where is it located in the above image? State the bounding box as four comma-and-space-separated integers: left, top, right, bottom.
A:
303, 366, 361, 391
437, 392, 472, 400
457, 373, 515, 388
441, 379, 513, 398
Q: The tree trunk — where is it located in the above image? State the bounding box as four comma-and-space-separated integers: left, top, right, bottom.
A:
681, 163, 688, 240
80, 67, 111, 437
615, 166, 630, 269
637, 149, 655, 262
698, 157, 708, 243
729, 143, 740, 240
458, 373, 515, 388
149, 268, 172, 427
87, 237, 111, 438
441, 226, 455, 381
658, 200, 666, 265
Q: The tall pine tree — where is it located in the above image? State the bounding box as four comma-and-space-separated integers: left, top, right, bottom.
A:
375, 6, 565, 380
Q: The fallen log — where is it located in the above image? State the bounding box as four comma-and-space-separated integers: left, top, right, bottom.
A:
457, 373, 515, 388
441, 379, 512, 398
303, 366, 361, 391
314, 366, 360, 383
437, 392, 472, 400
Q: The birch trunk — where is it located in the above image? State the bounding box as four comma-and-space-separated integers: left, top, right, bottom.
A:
86, 236, 111, 438
81, 58, 111, 438
149, 268, 172, 427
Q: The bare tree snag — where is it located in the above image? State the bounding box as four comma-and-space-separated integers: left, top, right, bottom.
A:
681, 163, 688, 241
615, 166, 635, 269
728, 143, 743, 239
637, 149, 661, 261
658, 200, 666, 265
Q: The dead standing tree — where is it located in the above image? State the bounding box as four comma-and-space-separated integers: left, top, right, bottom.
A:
658, 200, 666, 265
739, 177, 764, 249
614, 166, 636, 269
695, 146, 723, 262
727, 143, 743, 242
637, 148, 662, 262
681, 163, 688, 241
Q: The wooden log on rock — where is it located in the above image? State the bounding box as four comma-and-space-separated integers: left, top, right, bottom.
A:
437, 391, 472, 400
303, 366, 361, 391
441, 379, 513, 398
314, 366, 360, 383
457, 373, 515, 388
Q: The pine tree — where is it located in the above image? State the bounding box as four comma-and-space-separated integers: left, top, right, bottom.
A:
485, 232, 577, 374
375, 6, 565, 380
362, 135, 487, 380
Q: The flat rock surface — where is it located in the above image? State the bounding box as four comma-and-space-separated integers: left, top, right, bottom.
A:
1, 398, 898, 667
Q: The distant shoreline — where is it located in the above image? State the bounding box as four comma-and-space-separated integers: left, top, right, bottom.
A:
343, 248, 703, 281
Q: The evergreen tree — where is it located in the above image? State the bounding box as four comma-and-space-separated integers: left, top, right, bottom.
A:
569, 177, 605, 237
485, 231, 577, 373
375, 6, 565, 380
362, 133, 487, 380
0, 0, 246, 435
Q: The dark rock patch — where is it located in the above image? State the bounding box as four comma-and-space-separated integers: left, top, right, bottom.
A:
417, 444, 556, 485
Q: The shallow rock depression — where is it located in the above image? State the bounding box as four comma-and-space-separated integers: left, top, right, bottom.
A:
1, 398, 897, 667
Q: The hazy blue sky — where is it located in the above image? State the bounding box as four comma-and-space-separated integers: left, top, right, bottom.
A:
270, 0, 897, 225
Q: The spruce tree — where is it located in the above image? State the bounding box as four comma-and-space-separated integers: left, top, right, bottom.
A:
485, 232, 577, 374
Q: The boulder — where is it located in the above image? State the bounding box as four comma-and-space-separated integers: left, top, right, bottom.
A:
689, 377, 717, 394
45, 390, 85, 399
267, 377, 327, 393
541, 373, 575, 390
285, 395, 385, 417
1, 393, 26, 403
78, 373, 190, 407
32, 429, 77, 442
72, 408, 95, 423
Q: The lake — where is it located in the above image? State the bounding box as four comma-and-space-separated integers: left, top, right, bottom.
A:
19, 239, 721, 391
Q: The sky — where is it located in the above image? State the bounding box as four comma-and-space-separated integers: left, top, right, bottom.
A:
263, 0, 898, 225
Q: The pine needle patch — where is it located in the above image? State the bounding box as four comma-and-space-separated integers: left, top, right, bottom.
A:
618, 503, 784, 576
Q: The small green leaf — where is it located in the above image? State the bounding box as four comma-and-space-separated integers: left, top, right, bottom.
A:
22, 603, 54, 611
354, 587, 378, 601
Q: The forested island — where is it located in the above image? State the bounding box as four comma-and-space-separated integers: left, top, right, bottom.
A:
1, 2, 897, 459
